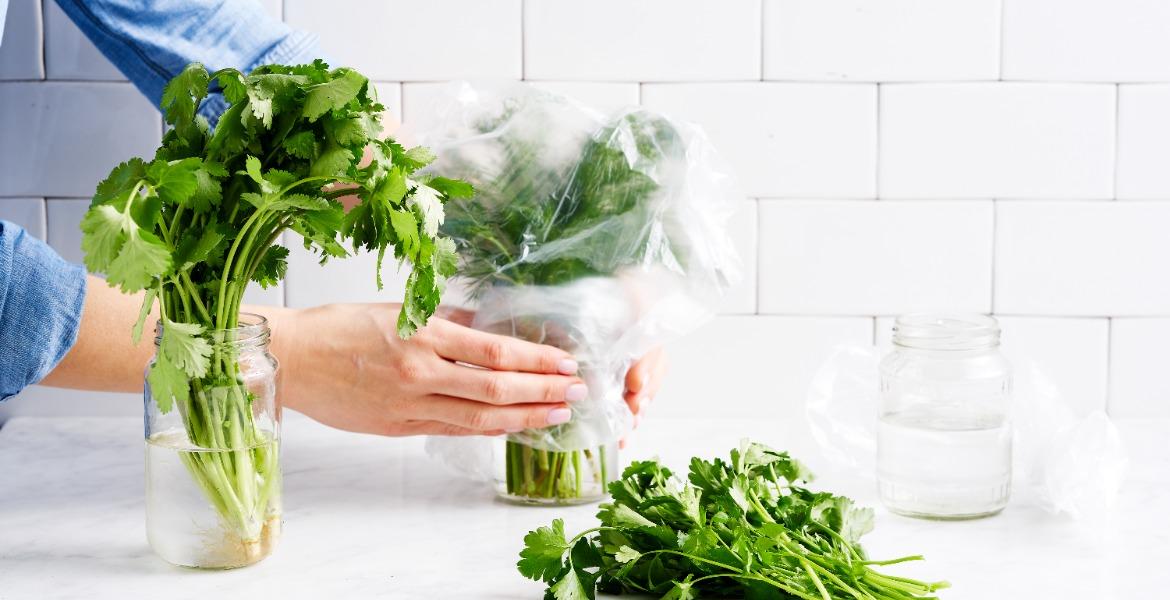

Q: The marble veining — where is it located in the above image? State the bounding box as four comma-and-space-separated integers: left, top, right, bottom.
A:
1, 412, 1167, 599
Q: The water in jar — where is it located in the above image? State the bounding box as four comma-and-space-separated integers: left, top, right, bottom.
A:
145, 429, 281, 568
877, 405, 1011, 519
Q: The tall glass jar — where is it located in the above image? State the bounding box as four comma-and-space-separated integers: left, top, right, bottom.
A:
144, 313, 282, 569
877, 314, 1012, 520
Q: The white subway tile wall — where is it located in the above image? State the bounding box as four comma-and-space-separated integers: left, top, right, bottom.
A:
524, 0, 761, 81
1, 1, 1168, 419
1116, 85, 1170, 199
763, 0, 1001, 82
995, 202, 1170, 316
1002, 0, 1170, 82
759, 200, 993, 315
642, 83, 877, 198
879, 83, 1116, 199
0, 0, 42, 80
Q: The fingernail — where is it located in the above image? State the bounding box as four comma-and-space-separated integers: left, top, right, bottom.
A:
565, 383, 588, 403
547, 408, 572, 425
557, 358, 579, 375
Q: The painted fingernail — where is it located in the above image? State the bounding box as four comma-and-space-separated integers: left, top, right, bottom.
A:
557, 358, 579, 375
547, 408, 572, 425
565, 383, 588, 402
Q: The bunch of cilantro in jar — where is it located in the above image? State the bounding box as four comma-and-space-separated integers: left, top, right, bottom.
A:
421, 83, 740, 505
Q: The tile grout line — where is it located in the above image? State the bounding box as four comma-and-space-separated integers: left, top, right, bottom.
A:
990, 199, 998, 314
39, 197, 48, 243
519, 0, 526, 81
996, 0, 1006, 81
753, 198, 761, 315
874, 83, 882, 199
759, 0, 765, 81
1104, 317, 1114, 415
38, 0, 47, 80
1111, 84, 1121, 201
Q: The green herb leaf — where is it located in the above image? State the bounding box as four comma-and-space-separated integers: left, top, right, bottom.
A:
302, 69, 366, 122
518, 518, 572, 583
159, 320, 212, 379
252, 245, 289, 289
549, 567, 591, 600
146, 353, 187, 414
105, 229, 172, 293
614, 546, 641, 564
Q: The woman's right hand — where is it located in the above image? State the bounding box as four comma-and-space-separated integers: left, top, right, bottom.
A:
265, 302, 587, 437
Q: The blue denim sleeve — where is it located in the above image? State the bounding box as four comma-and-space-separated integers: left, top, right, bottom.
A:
52, 0, 326, 125
0, 221, 87, 401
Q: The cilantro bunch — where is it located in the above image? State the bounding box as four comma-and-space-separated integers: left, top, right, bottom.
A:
79, 61, 470, 553
82, 61, 471, 406
519, 442, 948, 599
441, 103, 696, 504
443, 109, 683, 298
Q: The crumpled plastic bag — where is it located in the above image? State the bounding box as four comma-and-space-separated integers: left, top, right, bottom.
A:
418, 82, 741, 477
806, 343, 1128, 520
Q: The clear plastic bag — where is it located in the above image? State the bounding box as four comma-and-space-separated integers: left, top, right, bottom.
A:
418, 83, 741, 488
806, 343, 1128, 520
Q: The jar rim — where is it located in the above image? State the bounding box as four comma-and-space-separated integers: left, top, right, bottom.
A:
153, 312, 270, 346
892, 313, 1000, 350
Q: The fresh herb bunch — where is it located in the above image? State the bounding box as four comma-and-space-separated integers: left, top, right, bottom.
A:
519, 442, 949, 599
443, 108, 686, 503
443, 109, 684, 298
80, 61, 471, 555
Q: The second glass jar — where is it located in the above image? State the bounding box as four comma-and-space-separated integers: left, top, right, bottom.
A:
877, 314, 1012, 520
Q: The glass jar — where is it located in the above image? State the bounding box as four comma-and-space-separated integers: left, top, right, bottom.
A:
877, 314, 1012, 520
145, 313, 282, 569
495, 435, 618, 505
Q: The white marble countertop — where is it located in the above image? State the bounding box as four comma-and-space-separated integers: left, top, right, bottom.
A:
1, 412, 1168, 600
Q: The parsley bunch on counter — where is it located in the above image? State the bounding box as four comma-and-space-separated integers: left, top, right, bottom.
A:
79, 61, 470, 553
519, 442, 948, 600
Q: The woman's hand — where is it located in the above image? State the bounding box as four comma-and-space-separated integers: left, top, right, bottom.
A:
267, 303, 587, 437
625, 346, 667, 422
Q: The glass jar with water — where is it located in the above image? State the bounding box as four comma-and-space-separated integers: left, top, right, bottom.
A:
144, 314, 282, 568
877, 314, 1012, 519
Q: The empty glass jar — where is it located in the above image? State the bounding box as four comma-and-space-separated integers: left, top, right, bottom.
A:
877, 314, 1012, 520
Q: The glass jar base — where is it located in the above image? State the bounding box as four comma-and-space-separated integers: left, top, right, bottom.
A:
883, 506, 1006, 521
495, 439, 619, 507
878, 479, 1010, 521
496, 492, 608, 506
151, 515, 282, 569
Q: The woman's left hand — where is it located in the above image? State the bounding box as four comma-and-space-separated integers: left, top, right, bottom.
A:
624, 346, 667, 422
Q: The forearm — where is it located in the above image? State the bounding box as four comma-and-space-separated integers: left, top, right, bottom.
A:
41, 274, 298, 394
40, 276, 154, 391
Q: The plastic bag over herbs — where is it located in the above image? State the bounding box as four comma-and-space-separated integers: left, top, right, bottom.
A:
418, 82, 741, 479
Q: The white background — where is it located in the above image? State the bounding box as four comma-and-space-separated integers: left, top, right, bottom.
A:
0, 0, 1167, 421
